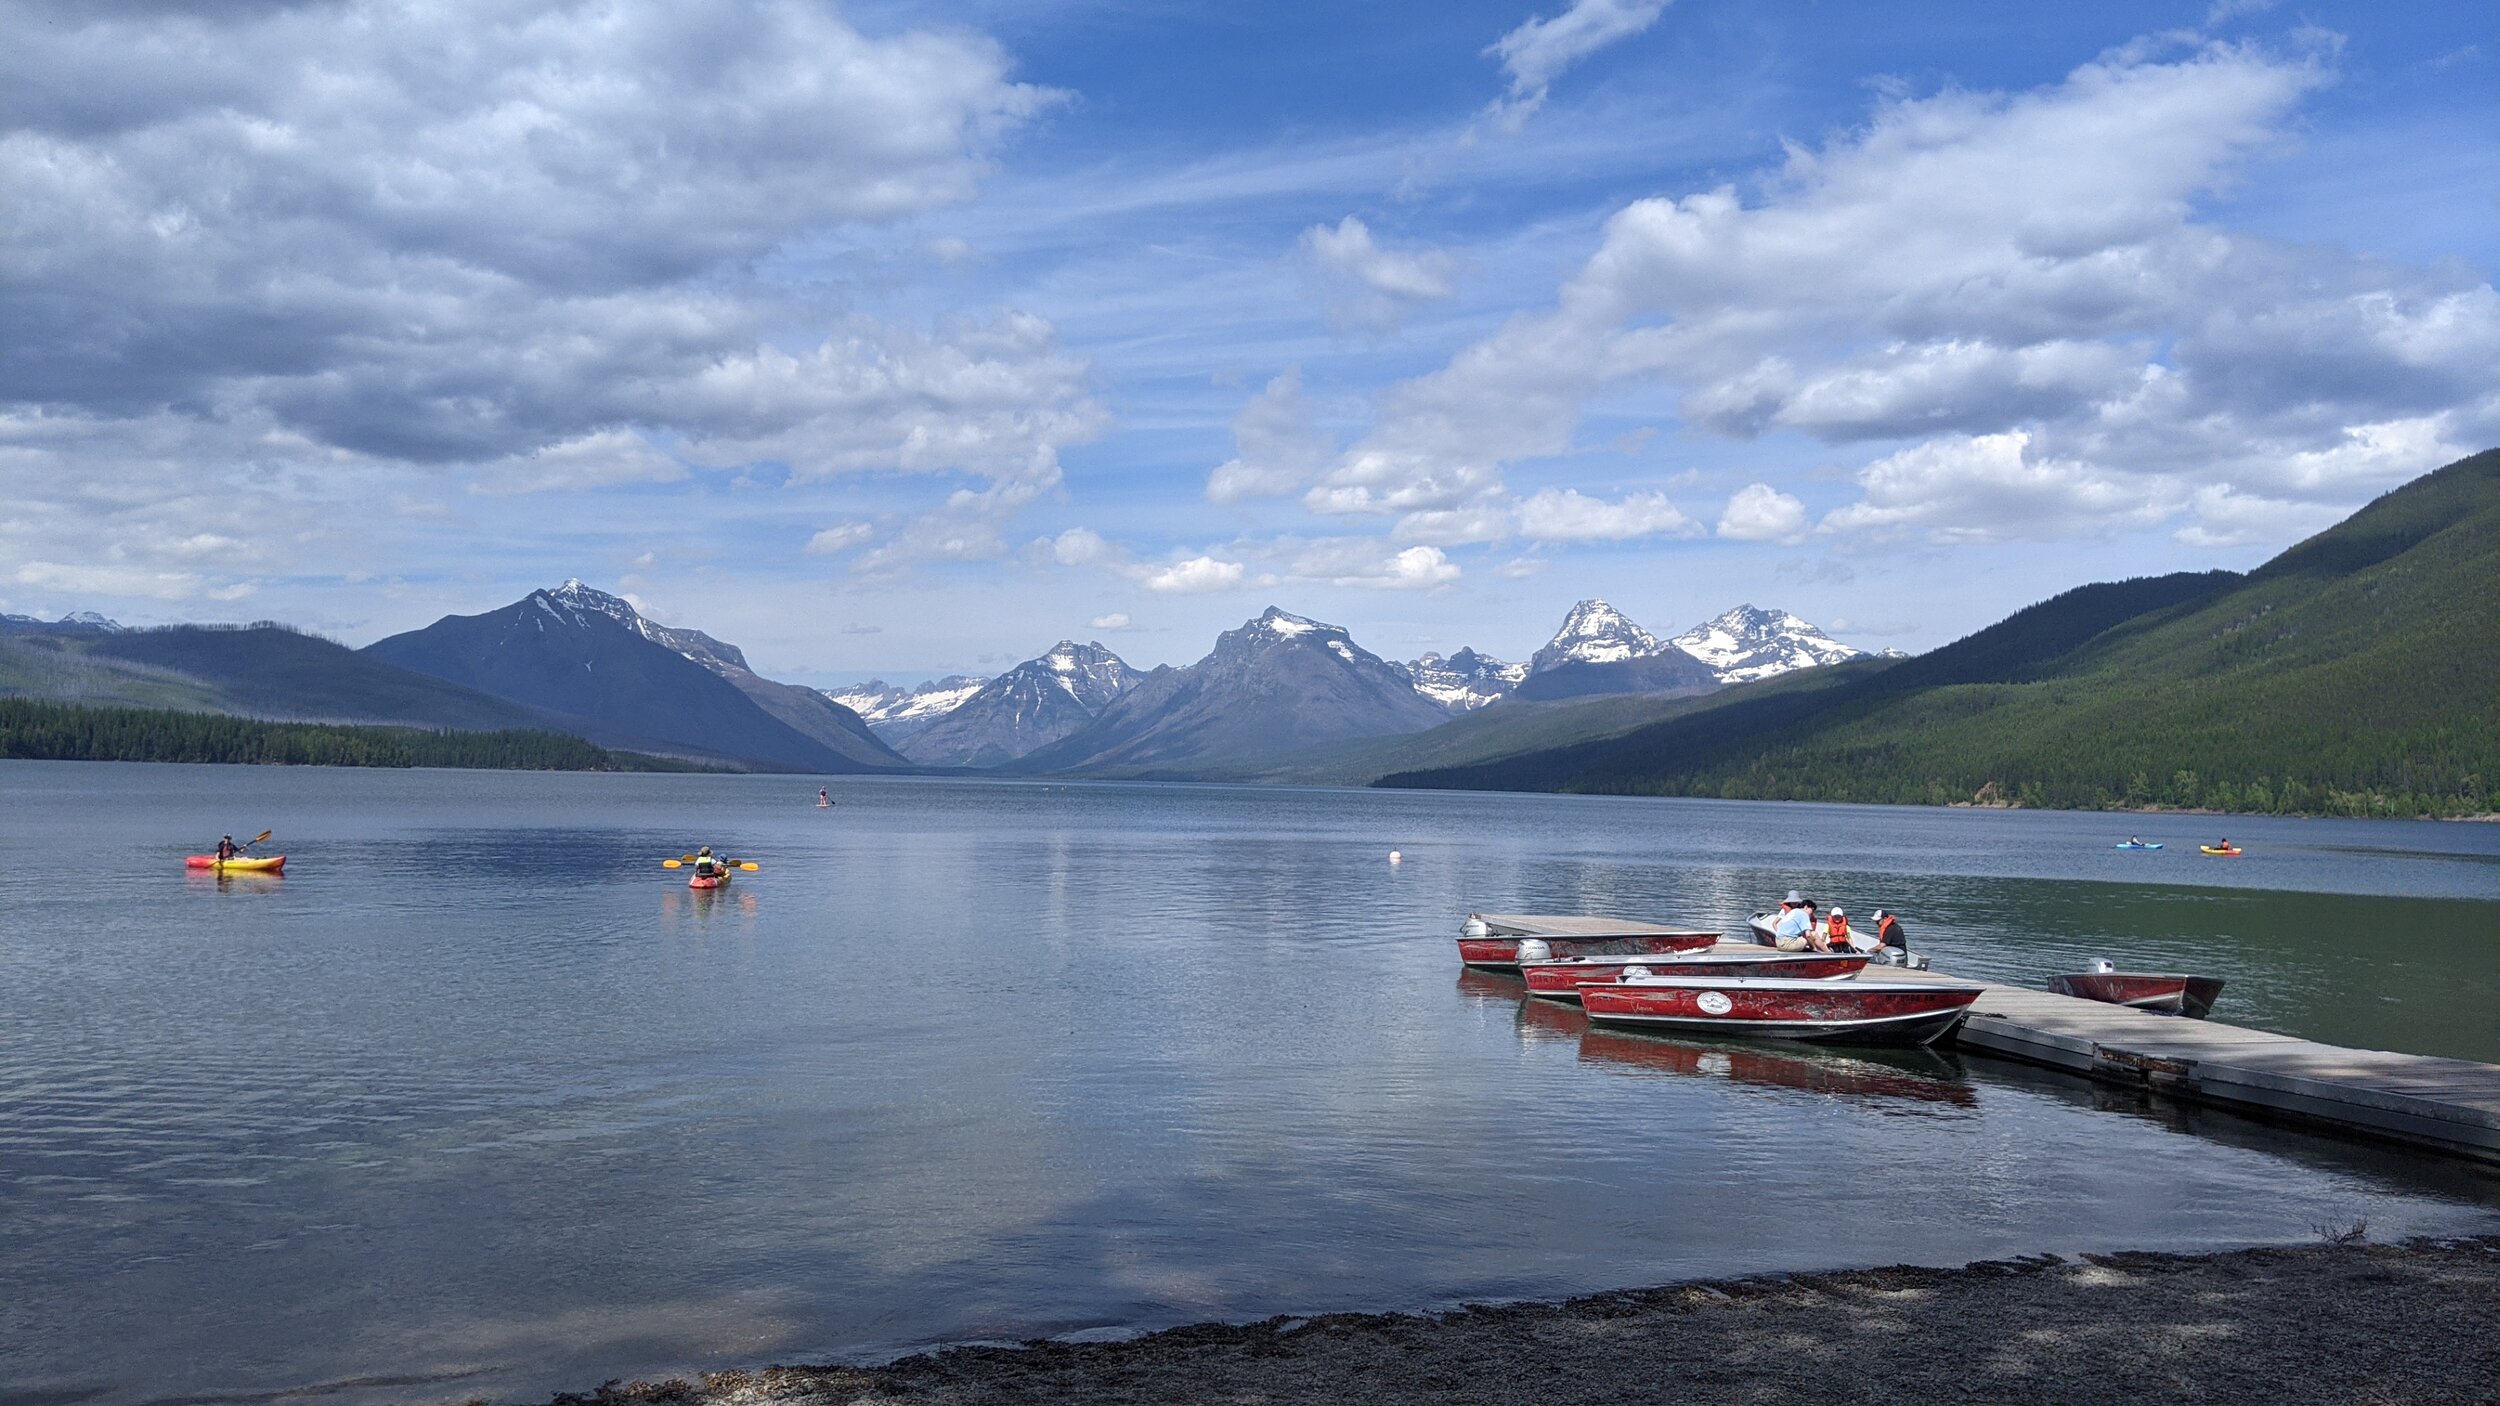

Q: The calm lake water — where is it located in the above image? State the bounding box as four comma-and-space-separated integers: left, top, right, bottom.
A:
3, 760, 2495, 1405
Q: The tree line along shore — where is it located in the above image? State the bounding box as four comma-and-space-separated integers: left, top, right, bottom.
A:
0, 698, 693, 772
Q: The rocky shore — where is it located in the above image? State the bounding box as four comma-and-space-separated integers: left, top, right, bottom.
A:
540, 1235, 2500, 1406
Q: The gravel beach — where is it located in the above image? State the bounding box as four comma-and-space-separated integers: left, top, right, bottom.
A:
539, 1235, 2500, 1406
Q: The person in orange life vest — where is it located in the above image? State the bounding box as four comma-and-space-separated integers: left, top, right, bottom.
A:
1826, 907, 1856, 953
1873, 909, 1909, 963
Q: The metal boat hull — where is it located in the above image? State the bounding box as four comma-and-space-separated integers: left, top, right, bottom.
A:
1580, 976, 1983, 1046
1520, 950, 1868, 1001
1457, 931, 1717, 971
2047, 972, 2223, 1019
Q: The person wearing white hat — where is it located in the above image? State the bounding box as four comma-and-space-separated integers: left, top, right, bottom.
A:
1770, 893, 1813, 951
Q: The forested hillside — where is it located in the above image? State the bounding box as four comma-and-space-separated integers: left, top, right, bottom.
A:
0, 699, 690, 771
1381, 450, 2500, 818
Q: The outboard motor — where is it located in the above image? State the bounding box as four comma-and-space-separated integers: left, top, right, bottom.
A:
1462, 916, 1491, 941
1516, 938, 1552, 963
2091, 957, 2117, 974
1621, 964, 1652, 981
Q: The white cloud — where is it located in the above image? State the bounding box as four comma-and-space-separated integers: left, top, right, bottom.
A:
1717, 483, 1808, 542
1287, 540, 1462, 590
473, 430, 687, 496
1819, 431, 2170, 543
806, 522, 876, 555
1485, 0, 1672, 131
1208, 369, 1333, 503
1143, 555, 1247, 594
1516, 487, 1698, 541
0, 1, 1091, 595
1300, 217, 1457, 330
2174, 484, 2344, 549
1049, 527, 1122, 567
1327, 40, 2498, 552
1088, 612, 1133, 630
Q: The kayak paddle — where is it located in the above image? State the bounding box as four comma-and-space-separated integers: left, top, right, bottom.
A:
239, 830, 273, 850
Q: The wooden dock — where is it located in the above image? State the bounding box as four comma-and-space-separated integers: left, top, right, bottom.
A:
1476, 914, 2500, 1163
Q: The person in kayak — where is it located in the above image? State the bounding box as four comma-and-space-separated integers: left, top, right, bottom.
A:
694, 846, 720, 878
818, 788, 830, 807
215, 834, 238, 862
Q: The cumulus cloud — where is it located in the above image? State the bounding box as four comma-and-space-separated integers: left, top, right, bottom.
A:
1485, 0, 1671, 131
1143, 555, 1248, 594
1288, 540, 1462, 590
1208, 369, 1334, 503
1516, 488, 1699, 541
1717, 483, 1808, 542
0, 0, 1088, 600
1819, 431, 2170, 543
1088, 612, 1134, 630
1328, 39, 2500, 552
1300, 217, 1458, 330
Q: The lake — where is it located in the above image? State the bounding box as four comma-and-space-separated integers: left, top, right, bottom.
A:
2, 760, 2494, 1405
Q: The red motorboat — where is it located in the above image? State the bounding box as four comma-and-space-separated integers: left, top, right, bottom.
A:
1580, 975, 1984, 1046
1456, 915, 1717, 971
1519, 949, 1868, 1001
2048, 969, 2223, 1018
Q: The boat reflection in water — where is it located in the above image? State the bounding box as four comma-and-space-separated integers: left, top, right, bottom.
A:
1577, 1027, 1979, 1111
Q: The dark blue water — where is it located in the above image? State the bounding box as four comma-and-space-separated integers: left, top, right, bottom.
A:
2, 761, 2494, 1405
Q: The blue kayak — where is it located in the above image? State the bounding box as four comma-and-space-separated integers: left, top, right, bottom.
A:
2114, 841, 2164, 850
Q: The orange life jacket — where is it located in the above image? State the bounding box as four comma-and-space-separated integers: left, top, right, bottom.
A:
1827, 913, 1852, 945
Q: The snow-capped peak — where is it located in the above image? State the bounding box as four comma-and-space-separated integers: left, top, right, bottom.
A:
1405, 647, 1528, 712
1528, 599, 1664, 674
1251, 606, 1325, 637
1668, 603, 1863, 684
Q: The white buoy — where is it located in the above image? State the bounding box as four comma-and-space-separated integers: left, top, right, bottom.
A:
1388, 849, 1402, 864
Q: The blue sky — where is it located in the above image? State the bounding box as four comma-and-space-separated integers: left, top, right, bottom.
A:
2, 0, 2493, 683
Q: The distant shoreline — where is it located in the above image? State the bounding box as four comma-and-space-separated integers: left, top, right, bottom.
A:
538, 1236, 2500, 1406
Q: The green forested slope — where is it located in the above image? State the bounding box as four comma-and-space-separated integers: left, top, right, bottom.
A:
0, 698, 697, 770
1382, 450, 2500, 817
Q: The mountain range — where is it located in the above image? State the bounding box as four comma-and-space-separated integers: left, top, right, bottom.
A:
1379, 449, 2500, 819
5, 577, 1872, 781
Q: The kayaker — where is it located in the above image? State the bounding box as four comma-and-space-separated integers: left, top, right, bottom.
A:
215, 834, 238, 862
694, 846, 719, 878
818, 788, 830, 807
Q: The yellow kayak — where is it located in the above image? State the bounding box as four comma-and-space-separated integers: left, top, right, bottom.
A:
186, 854, 286, 872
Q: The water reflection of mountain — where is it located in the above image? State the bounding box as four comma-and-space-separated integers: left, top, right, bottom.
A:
1575, 1028, 1980, 1111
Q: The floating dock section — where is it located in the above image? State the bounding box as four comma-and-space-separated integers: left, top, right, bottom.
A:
1476, 913, 2500, 1164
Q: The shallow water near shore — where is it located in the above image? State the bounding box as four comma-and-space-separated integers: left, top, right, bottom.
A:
3, 760, 2495, 1405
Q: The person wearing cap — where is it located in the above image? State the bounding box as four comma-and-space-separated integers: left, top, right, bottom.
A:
1874, 909, 1909, 963
1825, 907, 1855, 953
1770, 893, 1813, 952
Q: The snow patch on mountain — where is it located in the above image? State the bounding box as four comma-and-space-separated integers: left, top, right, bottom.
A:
1402, 648, 1528, 712
1529, 600, 1662, 674
826, 676, 991, 735
1669, 604, 1864, 683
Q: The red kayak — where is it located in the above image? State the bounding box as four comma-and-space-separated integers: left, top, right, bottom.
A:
185, 854, 285, 873
1520, 950, 1870, 1001
688, 872, 728, 890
